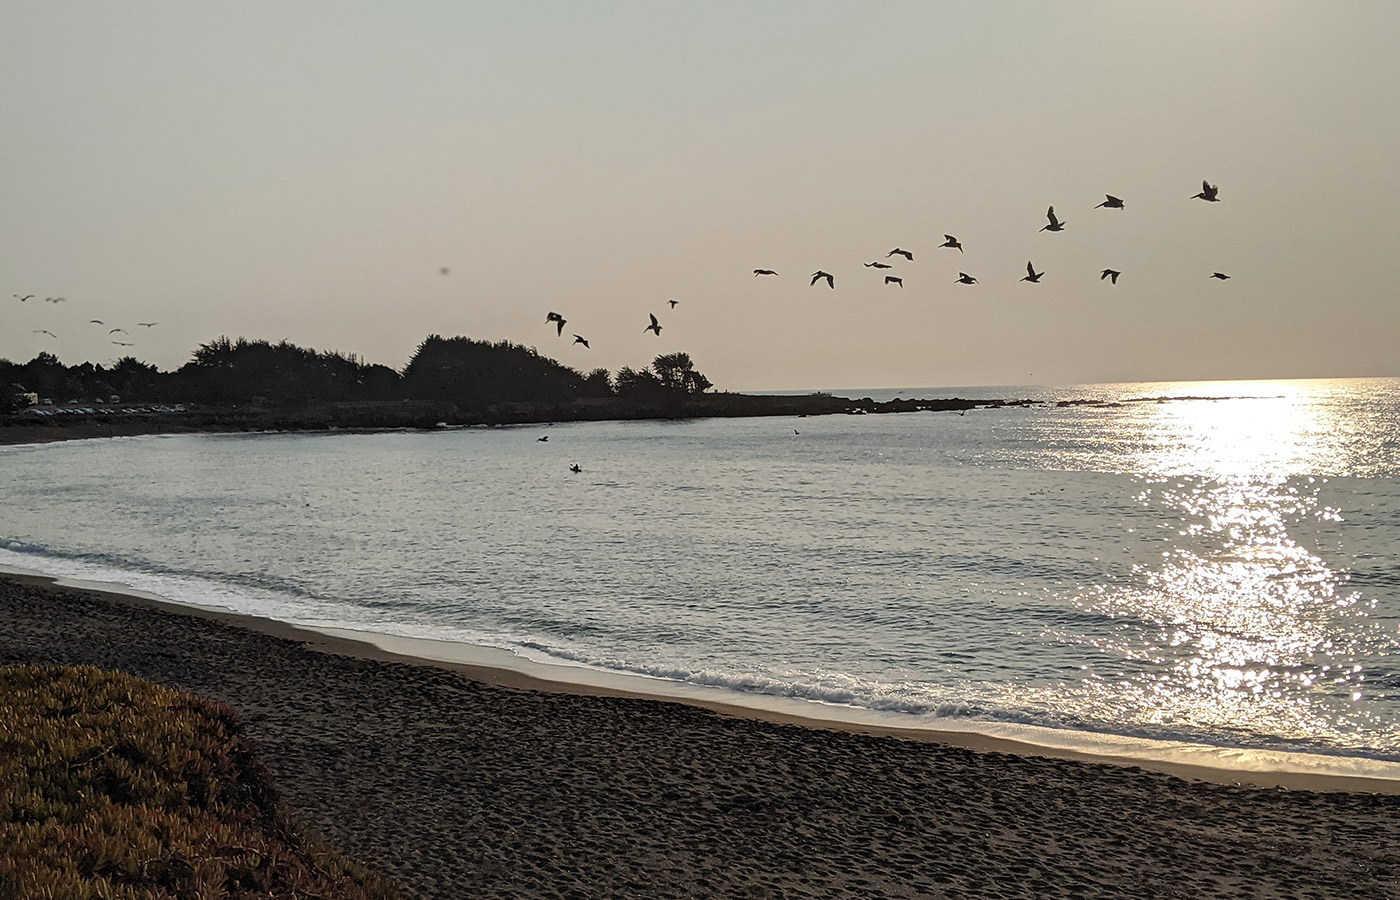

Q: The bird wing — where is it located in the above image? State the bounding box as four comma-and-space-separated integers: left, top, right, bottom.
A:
944, 235, 956, 242
1202, 180, 1212, 193
649, 313, 659, 327
1027, 261, 1036, 277
1046, 206, 1059, 226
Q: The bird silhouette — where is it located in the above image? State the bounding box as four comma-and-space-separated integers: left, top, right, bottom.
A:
810, 271, 834, 289
1211, 272, 1231, 280
33, 329, 56, 338
88, 319, 104, 325
109, 328, 127, 335
14, 294, 33, 302
753, 269, 778, 276
884, 275, 903, 288
886, 248, 914, 261
1095, 195, 1124, 209
1021, 261, 1043, 283
573, 334, 590, 348
1040, 206, 1065, 232
668, 299, 679, 308
1193, 180, 1220, 202
137, 322, 158, 328
955, 273, 978, 285
111, 341, 134, 347
537, 435, 549, 442
554, 317, 567, 336
644, 313, 662, 335
569, 464, 582, 473
864, 261, 892, 269
940, 235, 963, 253
1100, 269, 1121, 284
44, 297, 66, 303
546, 311, 564, 322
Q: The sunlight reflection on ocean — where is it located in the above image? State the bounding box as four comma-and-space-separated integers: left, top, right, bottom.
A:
3, 377, 1398, 759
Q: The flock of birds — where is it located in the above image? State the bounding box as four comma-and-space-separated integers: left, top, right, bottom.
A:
528, 179, 1230, 357
12, 291, 159, 349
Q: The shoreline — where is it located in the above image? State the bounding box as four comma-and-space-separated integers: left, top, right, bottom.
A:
4, 565, 1397, 795
5, 571, 1400, 899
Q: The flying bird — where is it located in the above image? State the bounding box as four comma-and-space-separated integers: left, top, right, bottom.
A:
544, 311, 566, 335
955, 273, 978, 285
753, 269, 778, 276
940, 235, 963, 253
88, 319, 104, 325
1040, 206, 1065, 232
1021, 261, 1043, 283
573, 334, 589, 348
1095, 195, 1125, 210
864, 261, 892, 269
13, 294, 33, 302
644, 313, 662, 335
884, 276, 903, 288
1100, 269, 1121, 284
111, 341, 134, 347
109, 328, 127, 335
668, 299, 679, 308
569, 464, 582, 473
33, 329, 57, 338
137, 322, 158, 328
537, 435, 549, 442
1211, 272, 1231, 280
810, 271, 834, 289
1193, 180, 1220, 202
886, 248, 913, 261
44, 296, 65, 303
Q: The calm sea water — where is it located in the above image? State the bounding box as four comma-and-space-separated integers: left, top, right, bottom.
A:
3, 378, 1399, 761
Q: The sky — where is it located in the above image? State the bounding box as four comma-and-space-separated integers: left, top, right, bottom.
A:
2, 2, 1398, 391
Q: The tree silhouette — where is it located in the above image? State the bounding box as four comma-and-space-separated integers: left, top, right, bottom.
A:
651, 352, 712, 394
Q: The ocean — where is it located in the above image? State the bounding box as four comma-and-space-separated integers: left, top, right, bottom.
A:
3, 377, 1398, 770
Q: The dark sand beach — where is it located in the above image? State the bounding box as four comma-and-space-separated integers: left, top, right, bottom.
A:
4, 573, 1399, 899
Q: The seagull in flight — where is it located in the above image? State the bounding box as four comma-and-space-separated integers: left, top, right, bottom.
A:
33, 329, 57, 338
955, 273, 978, 285
137, 322, 158, 328
1040, 206, 1065, 232
109, 328, 128, 335
864, 261, 892, 269
111, 341, 134, 347
810, 271, 834, 289
886, 248, 914, 261
14, 294, 33, 302
884, 275, 903, 288
1095, 195, 1124, 209
1193, 180, 1220, 202
89, 319, 104, 325
573, 334, 589, 348
644, 313, 662, 335
44, 296, 66, 303
1211, 272, 1231, 280
1100, 269, 1121, 284
1021, 262, 1044, 283
668, 299, 679, 308
753, 268, 778, 276
940, 235, 963, 253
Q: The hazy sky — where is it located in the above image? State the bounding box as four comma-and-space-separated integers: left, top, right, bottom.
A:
2, 2, 1397, 391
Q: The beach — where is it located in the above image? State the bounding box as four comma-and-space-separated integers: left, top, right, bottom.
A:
3, 573, 1398, 899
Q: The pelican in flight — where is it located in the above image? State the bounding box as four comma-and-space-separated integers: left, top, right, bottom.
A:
885, 275, 903, 288
1211, 272, 1231, 280
545, 312, 566, 335
137, 322, 158, 328
753, 268, 778, 276
644, 313, 662, 335
1100, 269, 1121, 284
1193, 180, 1220, 202
886, 248, 913, 261
44, 296, 66, 303
955, 273, 978, 285
1095, 195, 1124, 209
810, 271, 834, 289
864, 261, 892, 269
1040, 206, 1065, 232
940, 235, 963, 253
33, 329, 57, 338
1021, 262, 1043, 283
13, 294, 33, 302
668, 299, 679, 308
573, 334, 590, 348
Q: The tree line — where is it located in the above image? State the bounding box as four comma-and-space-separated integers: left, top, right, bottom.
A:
1, 335, 712, 413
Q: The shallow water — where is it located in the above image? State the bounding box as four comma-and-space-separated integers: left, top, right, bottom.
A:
3, 377, 1398, 760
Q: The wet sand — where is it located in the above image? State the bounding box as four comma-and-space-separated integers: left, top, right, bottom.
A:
3, 573, 1398, 899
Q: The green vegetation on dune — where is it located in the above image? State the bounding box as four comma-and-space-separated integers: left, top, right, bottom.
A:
0, 665, 408, 900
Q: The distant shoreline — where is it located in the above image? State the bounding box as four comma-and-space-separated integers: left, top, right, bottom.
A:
0, 392, 1021, 446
